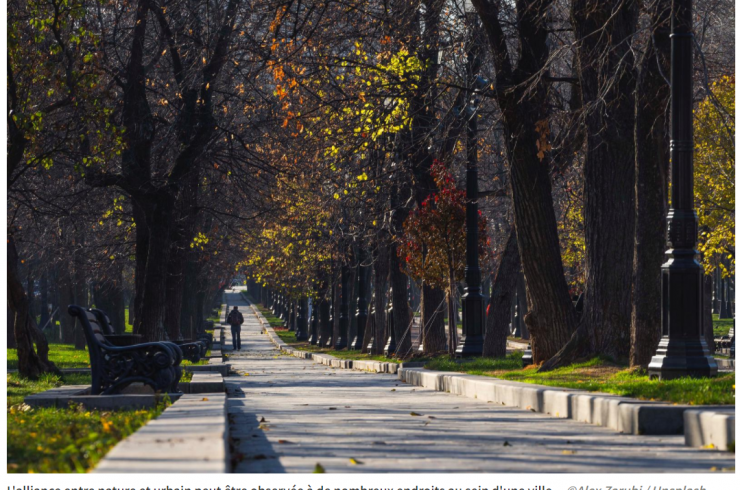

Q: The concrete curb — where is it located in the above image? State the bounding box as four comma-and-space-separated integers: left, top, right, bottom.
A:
716, 358, 735, 370
684, 408, 736, 451
24, 385, 183, 410
397, 367, 734, 440
94, 393, 229, 473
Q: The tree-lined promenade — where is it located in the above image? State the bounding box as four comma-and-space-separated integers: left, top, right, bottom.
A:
6, 0, 736, 474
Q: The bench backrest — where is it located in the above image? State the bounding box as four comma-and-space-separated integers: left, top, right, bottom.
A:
68, 305, 111, 393
90, 308, 115, 336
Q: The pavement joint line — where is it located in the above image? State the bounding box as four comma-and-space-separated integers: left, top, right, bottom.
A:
251, 297, 734, 447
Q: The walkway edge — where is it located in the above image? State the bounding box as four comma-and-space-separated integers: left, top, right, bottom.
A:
94, 393, 230, 473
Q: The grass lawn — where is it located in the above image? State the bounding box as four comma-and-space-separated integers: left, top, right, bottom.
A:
714, 314, 734, 337
7, 372, 166, 473
425, 354, 735, 405
8, 343, 91, 370
249, 299, 285, 329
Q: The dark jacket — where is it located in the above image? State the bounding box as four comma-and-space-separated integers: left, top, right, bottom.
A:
227, 309, 244, 327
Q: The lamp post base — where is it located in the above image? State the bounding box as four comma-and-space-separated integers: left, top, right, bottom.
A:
456, 290, 484, 357
648, 337, 717, 380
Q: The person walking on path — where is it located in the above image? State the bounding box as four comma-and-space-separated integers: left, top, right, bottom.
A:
227, 306, 244, 350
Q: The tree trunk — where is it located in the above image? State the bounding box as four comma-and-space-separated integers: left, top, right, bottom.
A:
630, 0, 670, 368
39, 270, 49, 333
8, 299, 17, 348
135, 198, 175, 341
483, 229, 520, 357
371, 240, 389, 356
164, 234, 187, 340
180, 258, 200, 339
390, 244, 412, 358
317, 267, 332, 346
474, 0, 578, 364
542, 0, 639, 369
7, 235, 58, 378
27, 266, 36, 324
58, 260, 75, 344
447, 286, 457, 354
73, 233, 88, 350
577, 0, 638, 359
131, 200, 149, 333
422, 285, 447, 354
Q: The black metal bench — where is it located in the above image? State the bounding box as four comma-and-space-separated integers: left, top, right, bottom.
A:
89, 308, 207, 363
69, 305, 183, 395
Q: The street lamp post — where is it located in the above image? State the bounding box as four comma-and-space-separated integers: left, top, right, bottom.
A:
456, 20, 485, 356
648, 0, 717, 380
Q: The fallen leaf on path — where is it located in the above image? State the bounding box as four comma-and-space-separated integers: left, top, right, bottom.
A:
390, 389, 396, 392
202, 397, 209, 401
410, 412, 422, 416
278, 440, 293, 444
328, 407, 337, 410
427, 416, 436, 419
562, 450, 577, 455
349, 458, 363, 465
313, 463, 326, 473
503, 441, 511, 447
371, 441, 387, 445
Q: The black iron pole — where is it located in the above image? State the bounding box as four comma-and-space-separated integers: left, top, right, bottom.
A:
648, 0, 716, 379
456, 99, 484, 356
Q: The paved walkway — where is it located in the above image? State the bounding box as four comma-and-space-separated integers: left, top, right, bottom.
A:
222, 289, 734, 473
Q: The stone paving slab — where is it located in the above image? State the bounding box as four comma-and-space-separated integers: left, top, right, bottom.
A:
95, 393, 229, 473
186, 363, 231, 376
684, 408, 736, 451
184, 372, 225, 394
222, 289, 735, 473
